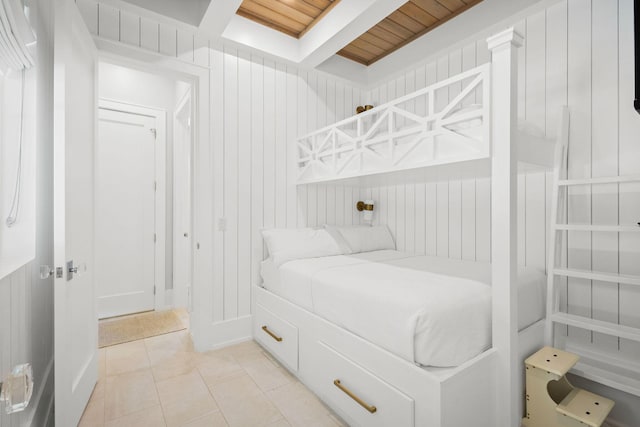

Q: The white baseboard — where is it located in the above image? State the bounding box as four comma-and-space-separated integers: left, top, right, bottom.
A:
192, 315, 252, 352
164, 289, 174, 308
606, 419, 630, 427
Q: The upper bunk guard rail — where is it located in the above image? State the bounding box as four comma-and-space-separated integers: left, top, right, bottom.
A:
296, 63, 491, 184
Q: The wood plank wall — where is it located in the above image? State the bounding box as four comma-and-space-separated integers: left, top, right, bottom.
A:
1, 1, 55, 426
77, 0, 640, 368
211, 49, 365, 321
0, 264, 54, 427
363, 0, 640, 366
76, 0, 365, 324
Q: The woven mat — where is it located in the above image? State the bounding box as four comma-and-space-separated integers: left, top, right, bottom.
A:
99, 309, 187, 348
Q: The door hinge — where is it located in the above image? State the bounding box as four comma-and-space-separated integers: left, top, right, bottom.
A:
154, 233, 157, 243
153, 285, 156, 295
150, 128, 157, 139
154, 181, 157, 192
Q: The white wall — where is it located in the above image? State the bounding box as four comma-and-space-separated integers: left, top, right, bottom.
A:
0, 59, 37, 272
78, 1, 640, 425
209, 48, 364, 323
98, 62, 185, 292
362, 1, 640, 425
0, 0, 55, 425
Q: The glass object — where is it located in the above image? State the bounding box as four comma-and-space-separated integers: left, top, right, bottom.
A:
0, 363, 33, 414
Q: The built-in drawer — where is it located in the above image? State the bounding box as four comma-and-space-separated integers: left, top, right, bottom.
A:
315, 342, 414, 427
254, 303, 299, 371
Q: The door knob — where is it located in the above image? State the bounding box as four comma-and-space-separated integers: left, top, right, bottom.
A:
40, 265, 63, 279
0, 363, 33, 414
39, 265, 54, 279
67, 260, 77, 280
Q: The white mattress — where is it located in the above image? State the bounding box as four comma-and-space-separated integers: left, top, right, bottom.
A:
261, 250, 546, 367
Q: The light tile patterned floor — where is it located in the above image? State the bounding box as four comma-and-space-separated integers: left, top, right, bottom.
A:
79, 330, 346, 427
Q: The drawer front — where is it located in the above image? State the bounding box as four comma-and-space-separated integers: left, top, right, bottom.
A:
254, 304, 298, 371
315, 342, 414, 427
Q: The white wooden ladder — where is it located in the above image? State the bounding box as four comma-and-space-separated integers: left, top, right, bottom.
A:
545, 106, 640, 396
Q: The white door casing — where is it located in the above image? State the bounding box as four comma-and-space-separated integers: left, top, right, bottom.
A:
93, 40, 210, 351
53, 1, 98, 426
173, 90, 193, 310
96, 100, 166, 318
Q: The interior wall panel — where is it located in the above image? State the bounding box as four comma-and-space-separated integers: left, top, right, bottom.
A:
617, 0, 640, 361
78, 5, 640, 409
362, 0, 640, 379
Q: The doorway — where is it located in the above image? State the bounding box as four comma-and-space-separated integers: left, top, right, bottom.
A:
96, 101, 164, 319
94, 61, 194, 342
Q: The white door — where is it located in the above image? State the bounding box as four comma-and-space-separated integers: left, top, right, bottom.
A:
96, 107, 158, 319
53, 1, 98, 426
173, 94, 192, 309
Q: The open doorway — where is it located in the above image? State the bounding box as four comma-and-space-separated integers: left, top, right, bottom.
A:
95, 61, 194, 347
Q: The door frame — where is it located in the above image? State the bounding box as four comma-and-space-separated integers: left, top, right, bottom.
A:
97, 98, 167, 313
172, 89, 193, 310
94, 39, 211, 350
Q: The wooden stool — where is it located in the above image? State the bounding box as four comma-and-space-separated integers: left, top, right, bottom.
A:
522, 347, 614, 427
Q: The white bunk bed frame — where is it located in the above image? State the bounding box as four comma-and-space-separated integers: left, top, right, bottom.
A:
253, 28, 547, 427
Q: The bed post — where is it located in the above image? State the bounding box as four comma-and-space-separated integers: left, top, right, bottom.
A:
487, 27, 523, 427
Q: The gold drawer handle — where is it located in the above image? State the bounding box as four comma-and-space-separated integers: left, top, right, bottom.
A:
333, 379, 377, 414
261, 325, 283, 342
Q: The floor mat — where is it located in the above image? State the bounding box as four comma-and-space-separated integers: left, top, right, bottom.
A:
99, 309, 187, 348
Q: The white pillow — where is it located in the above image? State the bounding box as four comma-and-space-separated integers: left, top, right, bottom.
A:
325, 225, 396, 254
262, 228, 344, 267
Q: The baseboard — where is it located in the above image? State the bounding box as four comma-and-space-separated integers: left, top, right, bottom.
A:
24, 357, 54, 427
164, 289, 174, 307
606, 419, 630, 427
192, 315, 252, 352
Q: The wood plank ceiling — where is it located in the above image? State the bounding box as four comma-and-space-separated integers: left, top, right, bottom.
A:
338, 0, 484, 65
237, 0, 341, 39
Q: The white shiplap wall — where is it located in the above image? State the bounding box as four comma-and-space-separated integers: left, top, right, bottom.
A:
77, 0, 640, 350
0, 0, 55, 426
362, 13, 558, 270
75, 0, 640, 423
0, 264, 54, 427
211, 49, 365, 322
75, 0, 366, 327
363, 1, 640, 422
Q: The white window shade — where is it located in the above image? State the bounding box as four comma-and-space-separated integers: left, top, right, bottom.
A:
0, 0, 35, 72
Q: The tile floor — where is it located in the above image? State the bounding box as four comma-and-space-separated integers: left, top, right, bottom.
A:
79, 331, 346, 427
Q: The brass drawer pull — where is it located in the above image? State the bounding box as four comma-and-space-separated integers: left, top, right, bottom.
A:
333, 379, 377, 414
261, 325, 283, 342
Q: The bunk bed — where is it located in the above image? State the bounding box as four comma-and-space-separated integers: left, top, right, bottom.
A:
252, 28, 559, 427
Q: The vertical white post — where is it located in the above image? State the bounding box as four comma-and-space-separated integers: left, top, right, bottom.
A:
487, 27, 523, 427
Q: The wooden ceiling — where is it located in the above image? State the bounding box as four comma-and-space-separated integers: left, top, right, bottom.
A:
338, 0, 483, 66
237, 0, 341, 39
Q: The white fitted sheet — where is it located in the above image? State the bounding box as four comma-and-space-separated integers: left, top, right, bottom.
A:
260, 250, 545, 367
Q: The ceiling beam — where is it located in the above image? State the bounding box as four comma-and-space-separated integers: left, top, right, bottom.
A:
298, 0, 407, 69
199, 0, 244, 41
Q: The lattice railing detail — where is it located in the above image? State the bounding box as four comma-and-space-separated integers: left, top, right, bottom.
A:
297, 63, 491, 184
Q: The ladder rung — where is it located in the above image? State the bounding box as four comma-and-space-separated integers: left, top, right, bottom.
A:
554, 224, 640, 232
553, 268, 640, 286
558, 175, 640, 186
551, 312, 640, 342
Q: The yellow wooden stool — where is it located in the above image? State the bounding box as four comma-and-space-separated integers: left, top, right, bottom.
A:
522, 347, 614, 427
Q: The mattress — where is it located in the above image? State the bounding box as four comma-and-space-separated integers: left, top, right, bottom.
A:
261, 250, 546, 367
